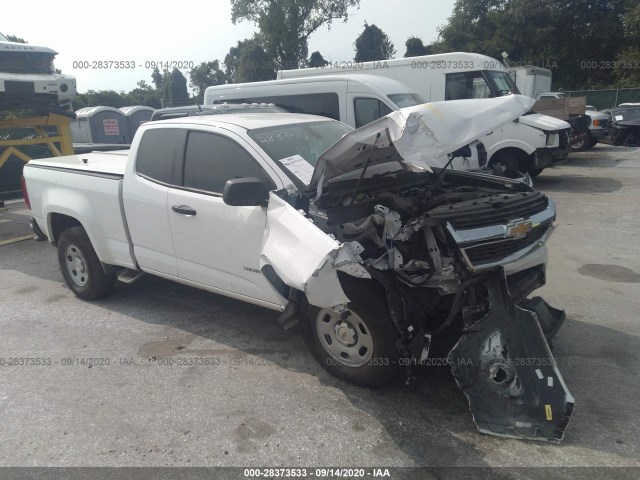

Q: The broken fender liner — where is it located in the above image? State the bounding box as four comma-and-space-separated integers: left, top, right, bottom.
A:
448, 269, 574, 442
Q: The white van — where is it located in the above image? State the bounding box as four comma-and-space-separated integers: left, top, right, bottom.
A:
277, 53, 571, 176
205, 74, 426, 128
205, 74, 494, 173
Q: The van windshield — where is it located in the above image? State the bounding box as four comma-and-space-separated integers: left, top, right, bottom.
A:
445, 70, 520, 100
388, 93, 426, 108
248, 120, 353, 180
484, 71, 520, 96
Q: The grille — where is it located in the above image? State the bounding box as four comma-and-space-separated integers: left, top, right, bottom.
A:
0, 51, 54, 74
429, 191, 548, 230
463, 226, 548, 265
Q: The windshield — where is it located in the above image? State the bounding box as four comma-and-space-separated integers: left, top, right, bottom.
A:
484, 71, 520, 96
249, 120, 353, 182
0, 33, 7, 42
388, 93, 426, 108
613, 109, 640, 121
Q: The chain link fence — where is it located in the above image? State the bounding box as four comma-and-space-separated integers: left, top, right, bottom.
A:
0, 126, 60, 201
565, 88, 640, 110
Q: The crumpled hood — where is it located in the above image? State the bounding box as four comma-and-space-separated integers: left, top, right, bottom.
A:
309, 95, 535, 190
518, 113, 571, 131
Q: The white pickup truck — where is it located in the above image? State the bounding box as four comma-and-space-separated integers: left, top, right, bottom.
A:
22, 95, 574, 442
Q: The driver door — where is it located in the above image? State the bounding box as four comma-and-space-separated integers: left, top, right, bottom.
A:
167, 129, 285, 307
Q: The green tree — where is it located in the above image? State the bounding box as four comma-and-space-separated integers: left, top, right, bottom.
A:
151, 67, 164, 90
225, 38, 275, 83
404, 36, 430, 57
354, 22, 396, 62
5, 34, 27, 43
127, 80, 162, 109
230, 0, 360, 69
189, 61, 226, 102
436, 0, 627, 89
614, 2, 640, 87
163, 68, 190, 107
308, 51, 329, 67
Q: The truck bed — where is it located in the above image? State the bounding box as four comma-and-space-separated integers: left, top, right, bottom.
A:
24, 150, 136, 270
28, 150, 129, 176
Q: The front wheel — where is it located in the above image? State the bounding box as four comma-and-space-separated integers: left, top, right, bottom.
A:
300, 277, 401, 387
57, 226, 116, 300
571, 133, 590, 152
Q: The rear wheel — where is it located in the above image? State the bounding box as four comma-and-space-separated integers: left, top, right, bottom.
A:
57, 226, 116, 300
529, 168, 544, 177
589, 138, 598, 148
300, 277, 401, 387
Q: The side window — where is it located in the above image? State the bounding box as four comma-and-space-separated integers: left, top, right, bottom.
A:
136, 128, 186, 185
354, 98, 393, 128
445, 72, 492, 100
276, 93, 340, 120
183, 132, 275, 194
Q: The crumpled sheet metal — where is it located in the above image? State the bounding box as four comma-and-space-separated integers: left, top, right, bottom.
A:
260, 193, 365, 308
448, 269, 574, 442
309, 95, 536, 189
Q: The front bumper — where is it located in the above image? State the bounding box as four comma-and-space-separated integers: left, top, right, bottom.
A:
0, 73, 76, 105
589, 128, 608, 140
448, 269, 574, 442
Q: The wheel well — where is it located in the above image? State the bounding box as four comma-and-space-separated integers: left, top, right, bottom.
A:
489, 148, 532, 171
49, 213, 82, 245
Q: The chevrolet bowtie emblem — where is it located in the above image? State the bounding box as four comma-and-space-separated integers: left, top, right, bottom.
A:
507, 220, 532, 238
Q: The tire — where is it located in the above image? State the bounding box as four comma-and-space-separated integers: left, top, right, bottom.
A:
529, 168, 544, 177
57, 226, 116, 300
571, 133, 590, 152
589, 138, 598, 148
300, 276, 401, 387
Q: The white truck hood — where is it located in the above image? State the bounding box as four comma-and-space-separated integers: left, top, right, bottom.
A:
518, 113, 571, 131
309, 95, 535, 190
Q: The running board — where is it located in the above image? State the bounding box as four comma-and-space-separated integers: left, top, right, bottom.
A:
117, 269, 145, 284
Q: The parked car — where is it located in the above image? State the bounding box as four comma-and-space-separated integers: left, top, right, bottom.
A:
596, 106, 640, 147
571, 110, 610, 151
150, 103, 285, 121
0, 32, 76, 111
22, 96, 573, 442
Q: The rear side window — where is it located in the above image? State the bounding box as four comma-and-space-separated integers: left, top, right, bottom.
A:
354, 98, 393, 128
183, 132, 275, 194
276, 93, 340, 120
136, 128, 186, 184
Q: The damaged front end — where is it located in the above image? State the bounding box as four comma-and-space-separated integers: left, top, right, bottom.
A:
260, 96, 574, 442
448, 269, 573, 442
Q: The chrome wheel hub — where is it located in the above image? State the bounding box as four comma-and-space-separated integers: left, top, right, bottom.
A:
65, 244, 88, 287
315, 308, 374, 367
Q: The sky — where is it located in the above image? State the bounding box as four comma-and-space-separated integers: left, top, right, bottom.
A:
3, 0, 456, 93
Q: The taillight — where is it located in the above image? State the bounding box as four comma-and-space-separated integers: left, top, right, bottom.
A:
21, 175, 31, 210
593, 119, 601, 127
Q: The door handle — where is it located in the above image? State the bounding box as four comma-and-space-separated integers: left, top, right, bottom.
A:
172, 205, 197, 216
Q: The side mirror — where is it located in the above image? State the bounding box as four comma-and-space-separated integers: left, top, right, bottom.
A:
223, 177, 269, 207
